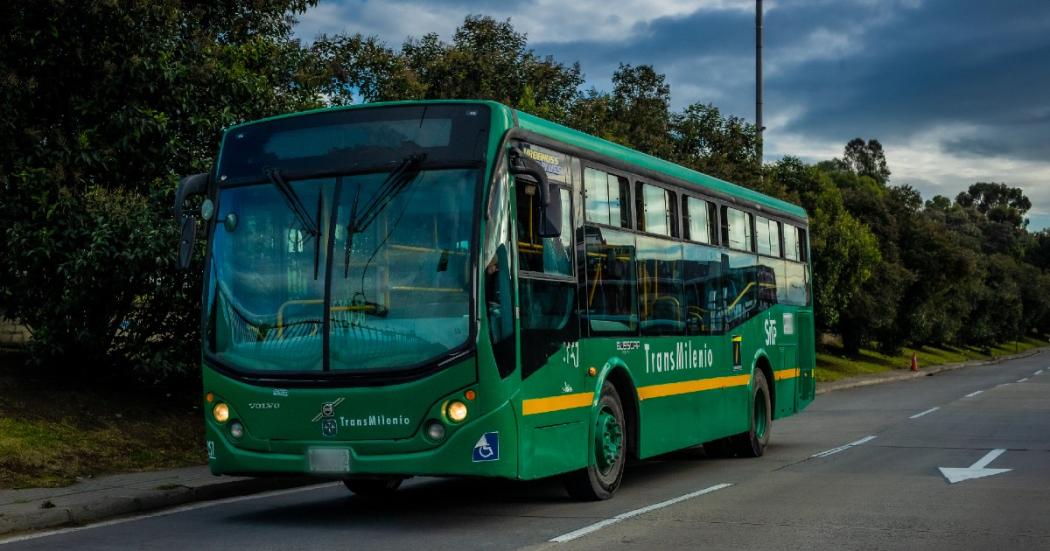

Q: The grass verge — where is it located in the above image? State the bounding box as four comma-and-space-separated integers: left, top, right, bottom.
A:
816, 336, 1047, 383
0, 353, 205, 489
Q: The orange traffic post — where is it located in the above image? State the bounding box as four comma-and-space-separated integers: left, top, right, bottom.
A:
910, 353, 919, 372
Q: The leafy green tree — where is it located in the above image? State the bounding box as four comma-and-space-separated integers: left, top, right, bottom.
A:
0, 0, 323, 375
840, 138, 891, 185
314, 16, 584, 123
956, 182, 1031, 226
670, 103, 762, 190
567, 64, 675, 159
836, 176, 913, 353
769, 158, 880, 333
607, 64, 674, 159
953, 182, 1031, 257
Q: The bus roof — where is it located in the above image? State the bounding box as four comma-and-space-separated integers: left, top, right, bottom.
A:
221, 99, 806, 221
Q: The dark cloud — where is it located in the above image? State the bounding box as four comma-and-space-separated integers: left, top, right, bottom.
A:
766, 0, 1050, 160
533, 0, 1050, 163
295, 0, 1050, 219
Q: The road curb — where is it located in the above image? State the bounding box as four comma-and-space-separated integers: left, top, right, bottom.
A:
816, 347, 1045, 395
0, 474, 317, 539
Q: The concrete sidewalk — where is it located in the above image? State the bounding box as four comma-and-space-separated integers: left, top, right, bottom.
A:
1, 346, 1043, 539
0, 466, 313, 538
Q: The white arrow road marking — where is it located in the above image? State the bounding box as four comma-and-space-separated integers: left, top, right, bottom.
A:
550, 483, 733, 543
909, 407, 940, 419
811, 435, 877, 458
939, 449, 1011, 484
964, 390, 983, 398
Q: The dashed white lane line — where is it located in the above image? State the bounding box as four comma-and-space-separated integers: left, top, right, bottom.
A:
1017, 378, 1029, 383
965, 390, 984, 398
0, 483, 340, 545
811, 435, 877, 459
1035, 370, 1044, 376
550, 483, 733, 543
909, 406, 940, 419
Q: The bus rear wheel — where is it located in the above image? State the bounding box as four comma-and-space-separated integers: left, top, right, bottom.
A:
731, 369, 771, 458
343, 477, 403, 497
564, 381, 626, 501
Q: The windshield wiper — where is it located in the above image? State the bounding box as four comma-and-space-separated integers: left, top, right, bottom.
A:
264, 167, 320, 237
343, 153, 427, 278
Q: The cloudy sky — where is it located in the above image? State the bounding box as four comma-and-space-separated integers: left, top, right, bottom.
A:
294, 0, 1050, 228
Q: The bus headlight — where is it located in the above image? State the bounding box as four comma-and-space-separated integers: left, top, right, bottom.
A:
446, 400, 468, 423
229, 420, 245, 439
213, 403, 230, 423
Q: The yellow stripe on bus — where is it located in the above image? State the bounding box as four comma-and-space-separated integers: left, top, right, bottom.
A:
638, 374, 751, 400
522, 392, 595, 416
525, 368, 803, 414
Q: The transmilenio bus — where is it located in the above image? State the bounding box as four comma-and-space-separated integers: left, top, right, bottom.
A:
175, 100, 815, 500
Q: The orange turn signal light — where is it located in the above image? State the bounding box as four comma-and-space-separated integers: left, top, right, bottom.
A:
205, 392, 215, 403
464, 389, 476, 401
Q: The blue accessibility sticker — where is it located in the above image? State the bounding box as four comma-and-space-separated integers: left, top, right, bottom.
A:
472, 432, 499, 462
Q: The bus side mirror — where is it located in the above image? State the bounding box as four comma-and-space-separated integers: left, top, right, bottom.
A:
509, 148, 562, 238
175, 173, 209, 270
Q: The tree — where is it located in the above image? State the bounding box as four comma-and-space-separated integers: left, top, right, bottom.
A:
769, 158, 881, 333
315, 16, 584, 123
840, 138, 891, 184
0, 0, 324, 376
567, 64, 675, 159
670, 103, 763, 190
956, 182, 1031, 229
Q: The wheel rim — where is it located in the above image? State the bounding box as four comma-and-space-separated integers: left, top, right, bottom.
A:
595, 406, 623, 475
754, 390, 768, 439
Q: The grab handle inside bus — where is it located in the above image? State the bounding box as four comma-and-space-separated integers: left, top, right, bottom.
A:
509, 147, 561, 238
175, 172, 209, 270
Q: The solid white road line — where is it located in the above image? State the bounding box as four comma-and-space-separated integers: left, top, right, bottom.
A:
909, 406, 940, 419
0, 483, 340, 545
964, 390, 984, 398
549, 483, 733, 543
1017, 378, 1029, 383
811, 435, 877, 459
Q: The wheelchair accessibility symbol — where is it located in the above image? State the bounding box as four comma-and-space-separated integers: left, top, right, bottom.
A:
472, 432, 499, 462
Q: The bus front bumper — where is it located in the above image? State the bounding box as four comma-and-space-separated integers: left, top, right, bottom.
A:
205, 399, 519, 480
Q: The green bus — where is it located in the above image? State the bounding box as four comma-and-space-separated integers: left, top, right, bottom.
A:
175, 100, 815, 500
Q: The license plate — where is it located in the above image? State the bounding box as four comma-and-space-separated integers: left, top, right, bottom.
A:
308, 448, 350, 473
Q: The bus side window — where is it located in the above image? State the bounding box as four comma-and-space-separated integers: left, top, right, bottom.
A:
683, 243, 723, 335
583, 226, 637, 334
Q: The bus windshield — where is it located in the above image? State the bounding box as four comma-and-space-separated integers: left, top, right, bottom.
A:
207, 167, 476, 374
204, 105, 489, 375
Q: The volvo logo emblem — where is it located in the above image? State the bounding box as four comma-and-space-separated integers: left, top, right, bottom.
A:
311, 397, 345, 423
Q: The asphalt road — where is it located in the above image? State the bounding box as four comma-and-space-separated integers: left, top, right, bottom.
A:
4, 352, 1049, 550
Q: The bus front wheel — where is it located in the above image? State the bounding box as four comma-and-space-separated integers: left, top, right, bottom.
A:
731, 369, 771, 457
564, 381, 626, 501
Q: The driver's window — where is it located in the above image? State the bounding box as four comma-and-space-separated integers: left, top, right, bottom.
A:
517, 184, 572, 277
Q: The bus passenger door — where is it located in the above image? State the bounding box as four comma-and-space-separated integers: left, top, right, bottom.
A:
514, 171, 587, 479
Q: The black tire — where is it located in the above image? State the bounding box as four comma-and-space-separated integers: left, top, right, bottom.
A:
564, 381, 627, 501
343, 477, 403, 497
731, 369, 772, 457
